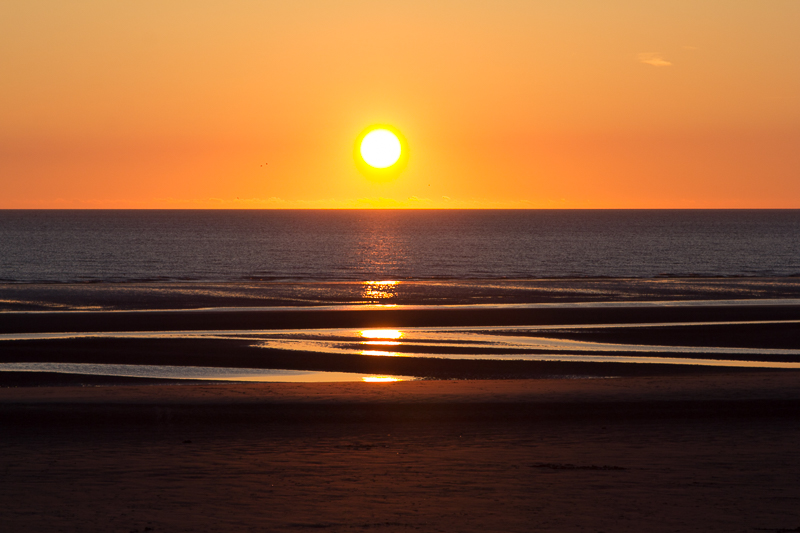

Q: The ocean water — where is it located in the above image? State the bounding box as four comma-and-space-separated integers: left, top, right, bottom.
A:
1, 210, 800, 283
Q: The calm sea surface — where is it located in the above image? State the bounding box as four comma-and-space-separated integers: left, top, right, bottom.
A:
1, 210, 800, 283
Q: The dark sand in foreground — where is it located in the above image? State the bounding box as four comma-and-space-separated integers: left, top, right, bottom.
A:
2, 374, 800, 532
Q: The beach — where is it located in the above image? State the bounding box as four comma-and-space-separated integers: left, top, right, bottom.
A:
1, 280, 799, 531
2, 375, 800, 532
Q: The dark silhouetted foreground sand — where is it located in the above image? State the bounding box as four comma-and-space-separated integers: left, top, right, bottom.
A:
2, 374, 800, 533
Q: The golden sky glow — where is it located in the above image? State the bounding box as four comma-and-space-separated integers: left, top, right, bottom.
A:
1, 1, 799, 208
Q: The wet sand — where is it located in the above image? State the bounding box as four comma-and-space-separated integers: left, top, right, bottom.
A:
4, 303, 800, 384
2, 375, 800, 532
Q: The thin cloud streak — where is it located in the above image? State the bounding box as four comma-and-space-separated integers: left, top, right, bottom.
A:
638, 53, 672, 67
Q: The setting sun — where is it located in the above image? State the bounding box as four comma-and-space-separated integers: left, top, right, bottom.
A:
360, 129, 401, 168
353, 125, 408, 182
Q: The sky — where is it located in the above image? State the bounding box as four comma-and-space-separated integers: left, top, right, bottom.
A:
1, 0, 799, 209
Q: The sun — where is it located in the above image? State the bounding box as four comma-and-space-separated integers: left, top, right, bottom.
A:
360, 129, 401, 168
354, 125, 408, 181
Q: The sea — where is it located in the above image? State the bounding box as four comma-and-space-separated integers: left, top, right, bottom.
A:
2, 210, 800, 283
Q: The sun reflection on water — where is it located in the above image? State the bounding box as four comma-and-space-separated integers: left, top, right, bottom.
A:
360, 350, 400, 357
362, 376, 402, 383
362, 280, 399, 301
360, 329, 403, 339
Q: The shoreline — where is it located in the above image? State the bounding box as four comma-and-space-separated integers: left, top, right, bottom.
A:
4, 276, 800, 312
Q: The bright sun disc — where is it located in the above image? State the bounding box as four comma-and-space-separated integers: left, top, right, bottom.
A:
360, 129, 402, 168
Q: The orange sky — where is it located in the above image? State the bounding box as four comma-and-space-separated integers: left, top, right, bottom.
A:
1, 1, 799, 208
